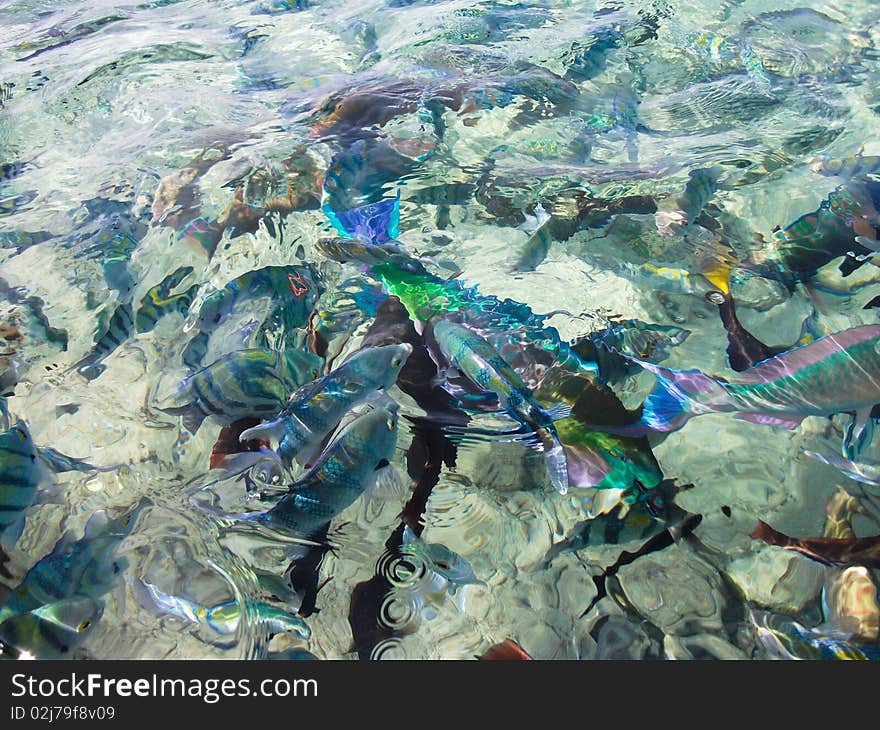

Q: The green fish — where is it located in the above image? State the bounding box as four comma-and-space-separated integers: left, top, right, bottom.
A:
613, 324, 880, 456
134, 579, 310, 640
432, 319, 571, 494
0, 596, 103, 660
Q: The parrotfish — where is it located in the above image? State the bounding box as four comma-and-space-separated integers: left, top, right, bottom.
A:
614, 325, 880, 451
752, 610, 880, 661
0, 420, 107, 550
239, 344, 411, 468
746, 178, 880, 283
134, 579, 310, 640
431, 319, 571, 494
159, 348, 323, 434
244, 400, 404, 537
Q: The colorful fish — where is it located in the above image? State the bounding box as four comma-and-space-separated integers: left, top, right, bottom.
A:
612, 325, 880, 454
432, 319, 571, 494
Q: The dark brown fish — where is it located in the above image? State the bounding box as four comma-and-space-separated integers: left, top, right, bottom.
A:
477, 639, 533, 661
750, 520, 880, 568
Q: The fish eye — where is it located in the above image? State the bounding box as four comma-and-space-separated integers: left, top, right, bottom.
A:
386, 417, 396, 431
121, 516, 131, 527
435, 560, 451, 570
13, 427, 26, 440
391, 356, 402, 367
77, 619, 92, 632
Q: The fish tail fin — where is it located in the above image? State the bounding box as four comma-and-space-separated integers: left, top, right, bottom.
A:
633, 360, 723, 433
543, 440, 570, 495
322, 191, 400, 245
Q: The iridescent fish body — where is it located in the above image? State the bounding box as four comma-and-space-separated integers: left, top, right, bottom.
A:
433, 319, 570, 494
616, 325, 880, 441
135, 580, 310, 639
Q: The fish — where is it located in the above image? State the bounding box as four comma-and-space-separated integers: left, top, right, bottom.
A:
0, 498, 150, 623
655, 167, 723, 237
159, 348, 323, 434
572, 320, 690, 383
477, 639, 533, 660
750, 520, 880, 569
0, 596, 103, 660
239, 344, 411, 468
133, 579, 310, 640
135, 266, 198, 332
74, 267, 198, 380
805, 450, 880, 487
400, 525, 483, 594
612, 325, 880, 451
746, 178, 880, 283
0, 420, 106, 551
431, 319, 571, 494
544, 479, 694, 565
513, 203, 554, 272
532, 366, 662, 491
244, 400, 403, 537
183, 264, 321, 368
752, 610, 880, 661
812, 152, 880, 182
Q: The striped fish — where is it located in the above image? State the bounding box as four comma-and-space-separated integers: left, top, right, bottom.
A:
246, 400, 403, 537
0, 420, 103, 550
160, 348, 323, 434
0, 498, 150, 623
74, 267, 197, 380
239, 344, 411, 468
0, 421, 50, 547
135, 266, 197, 332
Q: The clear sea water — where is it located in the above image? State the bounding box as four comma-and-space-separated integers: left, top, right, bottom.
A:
2, 0, 880, 660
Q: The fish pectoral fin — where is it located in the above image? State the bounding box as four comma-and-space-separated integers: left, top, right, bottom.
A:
733, 412, 804, 429
0, 515, 26, 553
367, 463, 408, 503
843, 407, 876, 460
239, 418, 287, 444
